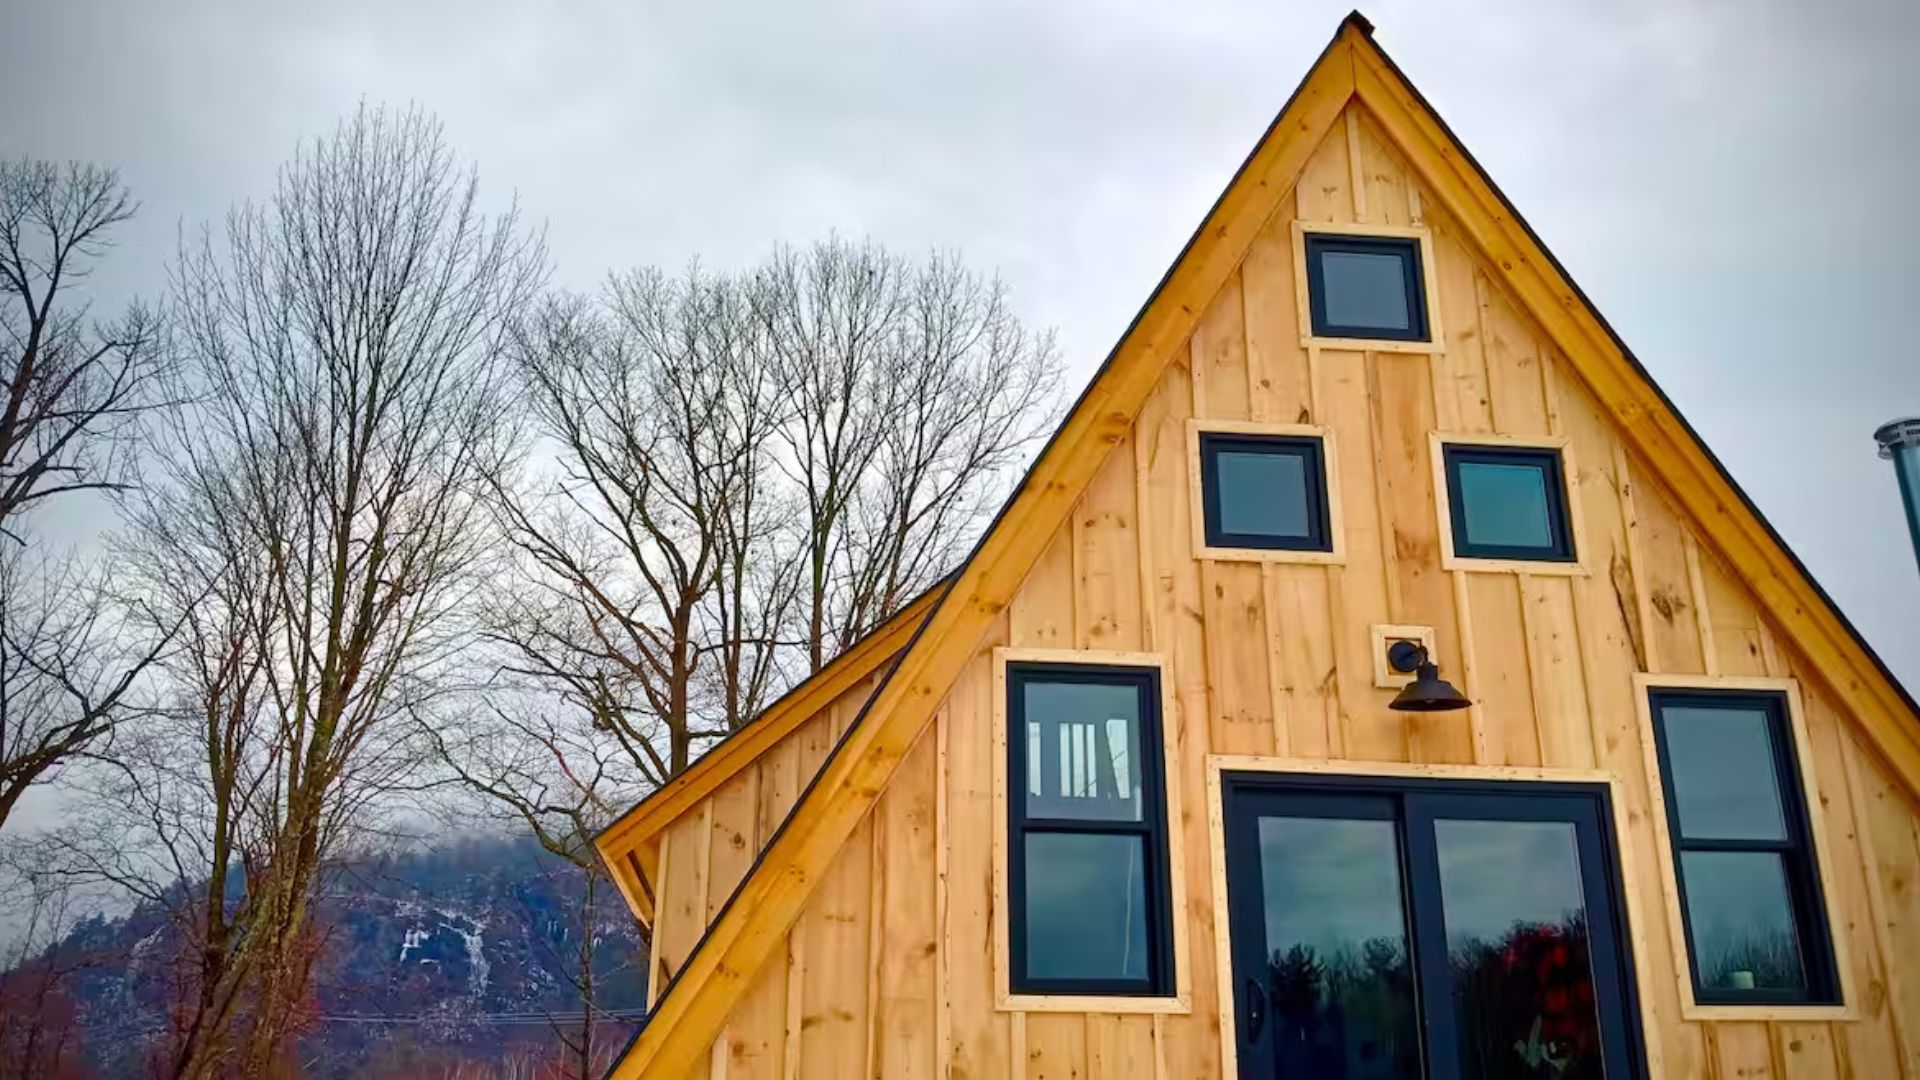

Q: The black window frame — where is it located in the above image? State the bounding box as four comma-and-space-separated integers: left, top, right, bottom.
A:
1303, 232, 1430, 341
1219, 772, 1649, 1080
1197, 432, 1333, 553
1006, 661, 1177, 997
1647, 688, 1842, 1006
1441, 442, 1578, 562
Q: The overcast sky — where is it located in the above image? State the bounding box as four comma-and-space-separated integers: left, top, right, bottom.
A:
4, 0, 1917, 694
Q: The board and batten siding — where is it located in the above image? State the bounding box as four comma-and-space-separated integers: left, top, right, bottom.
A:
644, 103, 1920, 1080
645, 675, 884, 1017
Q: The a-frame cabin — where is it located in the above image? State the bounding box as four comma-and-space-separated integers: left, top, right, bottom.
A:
594, 13, 1920, 1079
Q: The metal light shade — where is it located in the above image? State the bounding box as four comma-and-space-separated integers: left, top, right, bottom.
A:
1386, 640, 1472, 713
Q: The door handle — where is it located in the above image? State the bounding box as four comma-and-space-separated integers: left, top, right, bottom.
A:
1243, 977, 1268, 1043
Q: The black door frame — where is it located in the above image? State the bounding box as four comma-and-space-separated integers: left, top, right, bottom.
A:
1220, 771, 1649, 1080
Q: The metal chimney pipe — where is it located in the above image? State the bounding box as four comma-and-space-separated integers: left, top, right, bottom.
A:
1876, 417, 1920, 576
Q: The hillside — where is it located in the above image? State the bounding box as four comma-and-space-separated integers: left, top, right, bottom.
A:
5, 836, 649, 1078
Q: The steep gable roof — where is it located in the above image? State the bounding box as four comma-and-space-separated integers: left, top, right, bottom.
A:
610, 13, 1920, 1076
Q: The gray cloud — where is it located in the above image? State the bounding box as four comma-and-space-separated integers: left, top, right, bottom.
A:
3, 0, 1916, 693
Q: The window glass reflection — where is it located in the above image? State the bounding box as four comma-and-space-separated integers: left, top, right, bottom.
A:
1023, 680, 1142, 822
1457, 460, 1555, 551
1320, 250, 1413, 331
1257, 816, 1421, 1079
1436, 819, 1605, 1080
1216, 450, 1311, 539
1680, 850, 1807, 993
1662, 705, 1789, 843
1023, 832, 1150, 983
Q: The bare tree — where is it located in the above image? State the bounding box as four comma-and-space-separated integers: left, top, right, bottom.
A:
64, 104, 544, 1078
466, 240, 1054, 805
429, 242, 1053, 1077
483, 269, 794, 785
759, 239, 1057, 671
0, 160, 171, 833
0, 160, 161, 531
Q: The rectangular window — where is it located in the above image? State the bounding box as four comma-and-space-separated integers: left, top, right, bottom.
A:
1008, 663, 1175, 996
1442, 442, 1576, 562
1305, 233, 1429, 341
1199, 432, 1332, 552
1649, 689, 1840, 1005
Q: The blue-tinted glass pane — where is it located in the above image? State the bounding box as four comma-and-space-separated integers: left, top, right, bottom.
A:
1023, 680, 1143, 822
1662, 704, 1788, 842
1023, 832, 1150, 983
1436, 819, 1605, 1080
1321, 250, 1412, 332
1256, 816, 1420, 1079
1681, 850, 1807, 993
1457, 460, 1555, 551
1216, 449, 1311, 538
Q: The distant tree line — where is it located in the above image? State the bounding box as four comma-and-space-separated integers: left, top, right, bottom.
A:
0, 105, 1059, 1079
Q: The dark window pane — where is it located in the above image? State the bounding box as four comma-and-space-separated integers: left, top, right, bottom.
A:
1023, 679, 1143, 821
1661, 704, 1789, 842
1457, 460, 1555, 551
1436, 819, 1605, 1080
1681, 851, 1807, 993
1256, 816, 1421, 1079
1320, 250, 1413, 332
1023, 832, 1150, 983
1216, 449, 1310, 539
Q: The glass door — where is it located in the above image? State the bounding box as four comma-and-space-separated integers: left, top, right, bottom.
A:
1222, 775, 1644, 1080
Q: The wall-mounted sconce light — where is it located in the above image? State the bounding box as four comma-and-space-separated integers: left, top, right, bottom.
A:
1385, 640, 1471, 713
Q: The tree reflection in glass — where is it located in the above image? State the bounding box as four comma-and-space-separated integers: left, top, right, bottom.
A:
1436, 819, 1605, 1079
1257, 817, 1421, 1079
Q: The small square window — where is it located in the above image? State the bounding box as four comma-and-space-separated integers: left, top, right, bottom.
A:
1442, 443, 1575, 562
1198, 433, 1332, 552
1305, 234, 1429, 341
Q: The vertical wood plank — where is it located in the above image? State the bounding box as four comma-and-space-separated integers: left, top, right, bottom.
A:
946, 622, 1012, 1080
726, 948, 787, 1080
1268, 565, 1340, 759
797, 817, 875, 1076
1321, 346, 1402, 761
1631, 476, 1708, 675
875, 732, 940, 1080
1137, 358, 1221, 1077
1773, 1022, 1841, 1080
1192, 273, 1251, 422
1011, 529, 1075, 649
756, 736, 803, 849
1845, 730, 1920, 1077
1240, 213, 1311, 424
1712, 1022, 1777, 1079
1355, 111, 1413, 226
1799, 688, 1906, 1076
1465, 573, 1539, 766
1521, 573, 1592, 769
1294, 116, 1356, 224
1432, 228, 1492, 433
1479, 284, 1550, 436
1075, 441, 1144, 654
707, 772, 759, 913
1373, 349, 1469, 763
1025, 1014, 1087, 1080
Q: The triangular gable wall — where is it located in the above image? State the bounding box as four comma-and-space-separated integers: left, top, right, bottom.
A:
611, 15, 1920, 1078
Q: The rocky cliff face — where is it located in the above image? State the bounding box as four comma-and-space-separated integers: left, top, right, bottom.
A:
6, 836, 649, 1078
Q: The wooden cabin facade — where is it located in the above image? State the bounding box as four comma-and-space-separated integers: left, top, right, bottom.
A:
595, 15, 1920, 1079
